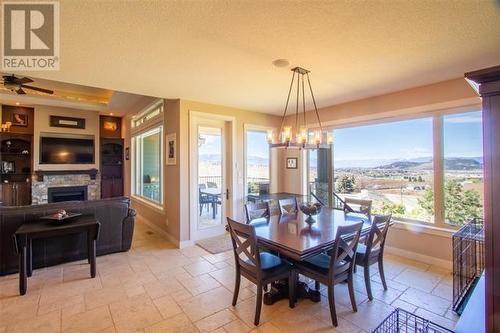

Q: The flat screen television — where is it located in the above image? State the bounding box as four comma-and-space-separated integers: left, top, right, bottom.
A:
40, 136, 95, 164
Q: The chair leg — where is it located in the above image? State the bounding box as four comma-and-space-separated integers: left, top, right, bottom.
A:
347, 274, 357, 312
199, 204, 203, 216
364, 265, 373, 301
315, 281, 320, 291
378, 258, 388, 290
232, 272, 241, 306
327, 285, 338, 327
255, 283, 263, 326
289, 271, 296, 308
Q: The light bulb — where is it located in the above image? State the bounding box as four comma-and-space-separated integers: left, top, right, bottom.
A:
314, 130, 322, 145
327, 133, 333, 144
267, 129, 274, 144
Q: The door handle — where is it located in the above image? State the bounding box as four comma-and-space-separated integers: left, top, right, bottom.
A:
226, 189, 229, 200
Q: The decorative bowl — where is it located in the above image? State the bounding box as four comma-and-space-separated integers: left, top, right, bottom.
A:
299, 202, 322, 223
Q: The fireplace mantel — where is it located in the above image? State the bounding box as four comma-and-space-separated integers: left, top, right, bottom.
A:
34, 169, 98, 181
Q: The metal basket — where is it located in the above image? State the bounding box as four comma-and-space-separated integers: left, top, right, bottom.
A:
372, 308, 454, 333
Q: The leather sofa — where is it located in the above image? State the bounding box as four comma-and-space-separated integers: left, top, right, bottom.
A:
0, 197, 136, 276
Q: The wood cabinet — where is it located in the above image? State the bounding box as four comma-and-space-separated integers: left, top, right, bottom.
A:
100, 138, 124, 198
0, 132, 32, 206
1, 182, 30, 206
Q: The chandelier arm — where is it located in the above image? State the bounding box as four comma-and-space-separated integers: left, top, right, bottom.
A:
278, 71, 296, 137
295, 71, 300, 135
301, 73, 306, 127
306, 72, 324, 133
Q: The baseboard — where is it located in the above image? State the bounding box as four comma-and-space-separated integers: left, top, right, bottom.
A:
385, 245, 452, 270
136, 214, 183, 248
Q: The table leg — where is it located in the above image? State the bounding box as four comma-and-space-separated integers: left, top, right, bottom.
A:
88, 231, 96, 278
19, 244, 27, 295
212, 200, 216, 219
263, 279, 320, 305
27, 238, 32, 277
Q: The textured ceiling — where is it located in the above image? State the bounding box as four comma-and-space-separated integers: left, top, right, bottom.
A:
10, 0, 500, 114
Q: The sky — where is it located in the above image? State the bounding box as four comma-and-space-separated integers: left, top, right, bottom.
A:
198, 111, 483, 167
334, 111, 483, 165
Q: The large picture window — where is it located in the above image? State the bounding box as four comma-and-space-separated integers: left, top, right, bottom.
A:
133, 126, 163, 204
443, 111, 483, 225
245, 129, 270, 195
333, 118, 434, 223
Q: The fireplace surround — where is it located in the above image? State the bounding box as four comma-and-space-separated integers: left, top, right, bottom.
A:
32, 170, 100, 205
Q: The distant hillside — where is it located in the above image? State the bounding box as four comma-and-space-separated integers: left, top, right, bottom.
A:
374, 157, 482, 171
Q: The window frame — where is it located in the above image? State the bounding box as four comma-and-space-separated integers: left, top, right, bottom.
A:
243, 124, 273, 196
324, 106, 482, 230
130, 100, 164, 209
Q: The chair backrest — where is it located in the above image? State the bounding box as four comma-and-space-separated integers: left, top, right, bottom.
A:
329, 221, 363, 276
227, 217, 261, 274
344, 197, 372, 217
199, 184, 207, 190
278, 197, 298, 215
244, 202, 270, 223
207, 182, 218, 188
364, 214, 391, 258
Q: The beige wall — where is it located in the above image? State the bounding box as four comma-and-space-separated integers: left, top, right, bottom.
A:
124, 98, 282, 245
33, 105, 100, 171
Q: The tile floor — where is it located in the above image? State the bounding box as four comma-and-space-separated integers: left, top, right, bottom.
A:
0, 221, 458, 332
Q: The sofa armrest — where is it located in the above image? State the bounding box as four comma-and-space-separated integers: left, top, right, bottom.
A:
121, 208, 136, 251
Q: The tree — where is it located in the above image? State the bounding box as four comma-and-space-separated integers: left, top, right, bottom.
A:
418, 179, 482, 225
336, 175, 355, 193
379, 202, 405, 216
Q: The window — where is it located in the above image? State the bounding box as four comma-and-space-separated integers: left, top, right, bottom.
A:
443, 111, 483, 225
245, 130, 270, 195
333, 118, 434, 223
133, 126, 163, 204
132, 102, 163, 128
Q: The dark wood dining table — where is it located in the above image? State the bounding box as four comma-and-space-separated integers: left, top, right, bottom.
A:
247, 208, 373, 304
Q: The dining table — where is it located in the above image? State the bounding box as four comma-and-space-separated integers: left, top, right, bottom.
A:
248, 208, 373, 305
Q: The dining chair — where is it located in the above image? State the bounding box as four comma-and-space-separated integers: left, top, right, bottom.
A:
292, 221, 364, 327
344, 197, 372, 219
227, 217, 295, 326
355, 214, 392, 301
278, 197, 298, 215
198, 184, 212, 216
207, 181, 218, 188
244, 202, 270, 223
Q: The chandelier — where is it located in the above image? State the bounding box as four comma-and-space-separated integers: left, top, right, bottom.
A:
268, 66, 332, 149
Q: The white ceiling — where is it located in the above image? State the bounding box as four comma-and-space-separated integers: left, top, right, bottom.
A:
10, 0, 500, 114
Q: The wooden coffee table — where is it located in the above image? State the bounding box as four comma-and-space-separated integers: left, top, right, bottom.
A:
13, 215, 100, 295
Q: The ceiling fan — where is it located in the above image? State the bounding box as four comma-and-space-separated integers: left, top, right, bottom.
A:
0, 74, 54, 95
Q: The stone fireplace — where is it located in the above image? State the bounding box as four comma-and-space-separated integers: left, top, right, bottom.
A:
32, 170, 100, 205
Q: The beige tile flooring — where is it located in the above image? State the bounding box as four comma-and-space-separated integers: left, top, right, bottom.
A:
0, 222, 459, 333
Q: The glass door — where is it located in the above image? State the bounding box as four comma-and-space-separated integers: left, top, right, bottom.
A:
190, 116, 229, 241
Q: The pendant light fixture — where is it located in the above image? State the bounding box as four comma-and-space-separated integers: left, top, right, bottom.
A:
268, 66, 333, 149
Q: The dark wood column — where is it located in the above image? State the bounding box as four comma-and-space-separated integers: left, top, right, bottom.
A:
465, 66, 500, 333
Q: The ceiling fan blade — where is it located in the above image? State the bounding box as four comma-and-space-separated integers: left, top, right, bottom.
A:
16, 88, 26, 95
18, 77, 34, 84
21, 84, 53, 94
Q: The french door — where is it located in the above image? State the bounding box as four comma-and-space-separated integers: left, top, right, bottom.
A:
190, 115, 231, 240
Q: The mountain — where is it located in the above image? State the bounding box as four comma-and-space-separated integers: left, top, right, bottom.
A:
374, 157, 482, 171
